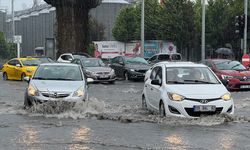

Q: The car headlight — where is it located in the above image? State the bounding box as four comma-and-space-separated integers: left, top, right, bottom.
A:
28, 84, 38, 96
73, 87, 85, 97
168, 93, 185, 101
221, 93, 231, 101
86, 70, 95, 75
130, 69, 135, 72
110, 69, 115, 75
26, 69, 33, 73
221, 75, 233, 79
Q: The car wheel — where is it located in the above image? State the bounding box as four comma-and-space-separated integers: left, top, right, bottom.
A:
142, 95, 147, 109
24, 92, 33, 108
124, 72, 130, 81
108, 81, 115, 84
159, 101, 166, 117
2, 72, 8, 80
21, 73, 26, 81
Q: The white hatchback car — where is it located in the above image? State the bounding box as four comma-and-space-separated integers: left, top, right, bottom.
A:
142, 62, 234, 117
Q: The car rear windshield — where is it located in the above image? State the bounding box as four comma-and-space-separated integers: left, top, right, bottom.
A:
214, 60, 246, 70
82, 59, 105, 67
158, 55, 170, 61
171, 54, 182, 60
166, 67, 220, 84
21, 60, 41, 66
33, 65, 83, 81
125, 57, 148, 64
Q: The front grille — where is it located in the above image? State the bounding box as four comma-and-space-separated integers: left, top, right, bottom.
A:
41, 92, 70, 98
97, 77, 110, 80
185, 98, 221, 103
185, 107, 223, 117
96, 72, 110, 75
135, 70, 147, 73
234, 76, 250, 82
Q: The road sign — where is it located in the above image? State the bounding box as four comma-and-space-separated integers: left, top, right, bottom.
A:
13, 35, 22, 44
242, 53, 250, 66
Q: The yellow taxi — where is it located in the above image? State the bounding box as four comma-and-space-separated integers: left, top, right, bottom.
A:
2, 57, 40, 81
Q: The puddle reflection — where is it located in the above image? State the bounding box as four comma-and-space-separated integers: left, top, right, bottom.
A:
163, 134, 187, 150
69, 126, 91, 150
18, 126, 41, 150
218, 133, 235, 150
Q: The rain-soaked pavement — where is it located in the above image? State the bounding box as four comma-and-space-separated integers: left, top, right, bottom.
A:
0, 72, 250, 150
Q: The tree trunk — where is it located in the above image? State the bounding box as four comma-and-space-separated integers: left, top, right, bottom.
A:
56, 6, 90, 56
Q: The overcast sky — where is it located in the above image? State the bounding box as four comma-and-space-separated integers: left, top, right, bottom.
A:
0, 0, 45, 13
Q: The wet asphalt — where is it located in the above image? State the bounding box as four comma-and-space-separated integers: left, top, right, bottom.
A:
0, 72, 250, 150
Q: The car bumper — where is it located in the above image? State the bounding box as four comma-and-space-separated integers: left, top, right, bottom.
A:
128, 71, 146, 79
26, 94, 87, 104
87, 75, 116, 82
163, 98, 234, 118
227, 80, 250, 90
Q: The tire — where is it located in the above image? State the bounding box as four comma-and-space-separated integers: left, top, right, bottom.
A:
108, 81, 115, 84
142, 95, 147, 109
21, 73, 26, 81
124, 72, 131, 81
159, 101, 166, 117
2, 72, 8, 80
24, 92, 33, 108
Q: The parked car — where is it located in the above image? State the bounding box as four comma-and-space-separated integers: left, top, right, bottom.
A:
110, 56, 150, 80
201, 59, 250, 90
23, 63, 93, 107
142, 62, 234, 117
57, 52, 91, 63
72, 58, 116, 83
2, 57, 40, 81
148, 53, 182, 65
33, 56, 55, 63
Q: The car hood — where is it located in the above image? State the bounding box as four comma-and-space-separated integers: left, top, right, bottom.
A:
86, 67, 112, 72
32, 80, 84, 92
219, 70, 250, 76
167, 84, 228, 99
125, 63, 150, 70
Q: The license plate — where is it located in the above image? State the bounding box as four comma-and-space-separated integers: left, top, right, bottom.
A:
99, 75, 109, 78
193, 105, 216, 112
240, 85, 250, 89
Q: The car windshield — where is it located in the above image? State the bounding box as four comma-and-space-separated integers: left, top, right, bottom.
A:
125, 57, 148, 64
37, 58, 54, 63
158, 55, 170, 61
172, 54, 182, 60
73, 55, 87, 59
214, 60, 246, 70
33, 65, 82, 81
21, 59, 41, 66
166, 67, 220, 84
82, 59, 105, 67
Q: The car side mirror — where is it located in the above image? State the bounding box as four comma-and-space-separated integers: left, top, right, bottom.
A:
151, 79, 161, 86
16, 64, 21, 67
221, 79, 228, 86
24, 76, 30, 83
118, 61, 124, 65
87, 78, 94, 84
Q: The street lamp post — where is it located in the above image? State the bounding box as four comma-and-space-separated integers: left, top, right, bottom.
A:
11, 0, 15, 41
244, 0, 248, 54
201, 0, 206, 61
141, 0, 145, 57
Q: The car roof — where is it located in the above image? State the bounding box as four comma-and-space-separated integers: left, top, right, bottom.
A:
205, 59, 232, 62
16, 57, 38, 60
39, 63, 79, 67
155, 61, 207, 68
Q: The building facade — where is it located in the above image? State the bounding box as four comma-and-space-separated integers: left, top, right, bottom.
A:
4, 0, 129, 57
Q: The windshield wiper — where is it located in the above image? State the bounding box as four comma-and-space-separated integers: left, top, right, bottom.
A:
48, 78, 75, 81
184, 80, 217, 84
33, 77, 47, 80
167, 81, 185, 84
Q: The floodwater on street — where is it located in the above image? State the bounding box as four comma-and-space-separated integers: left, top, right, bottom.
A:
0, 72, 250, 150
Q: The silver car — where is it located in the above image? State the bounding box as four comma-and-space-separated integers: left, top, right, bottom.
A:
24, 63, 92, 107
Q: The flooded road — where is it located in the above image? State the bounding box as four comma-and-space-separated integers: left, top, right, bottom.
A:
0, 73, 250, 150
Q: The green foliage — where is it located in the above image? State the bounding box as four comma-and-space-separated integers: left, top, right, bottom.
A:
0, 32, 16, 59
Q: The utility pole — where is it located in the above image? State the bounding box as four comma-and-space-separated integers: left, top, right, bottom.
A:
11, 0, 15, 41
201, 0, 206, 61
244, 0, 248, 54
141, 0, 145, 57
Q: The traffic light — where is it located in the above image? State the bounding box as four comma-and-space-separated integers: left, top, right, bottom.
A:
235, 14, 245, 38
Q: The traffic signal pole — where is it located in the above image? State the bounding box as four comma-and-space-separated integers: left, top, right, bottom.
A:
244, 0, 248, 54
201, 0, 206, 61
141, 0, 145, 58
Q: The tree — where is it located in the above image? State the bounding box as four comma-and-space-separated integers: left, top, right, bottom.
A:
0, 32, 16, 59
44, 0, 101, 56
